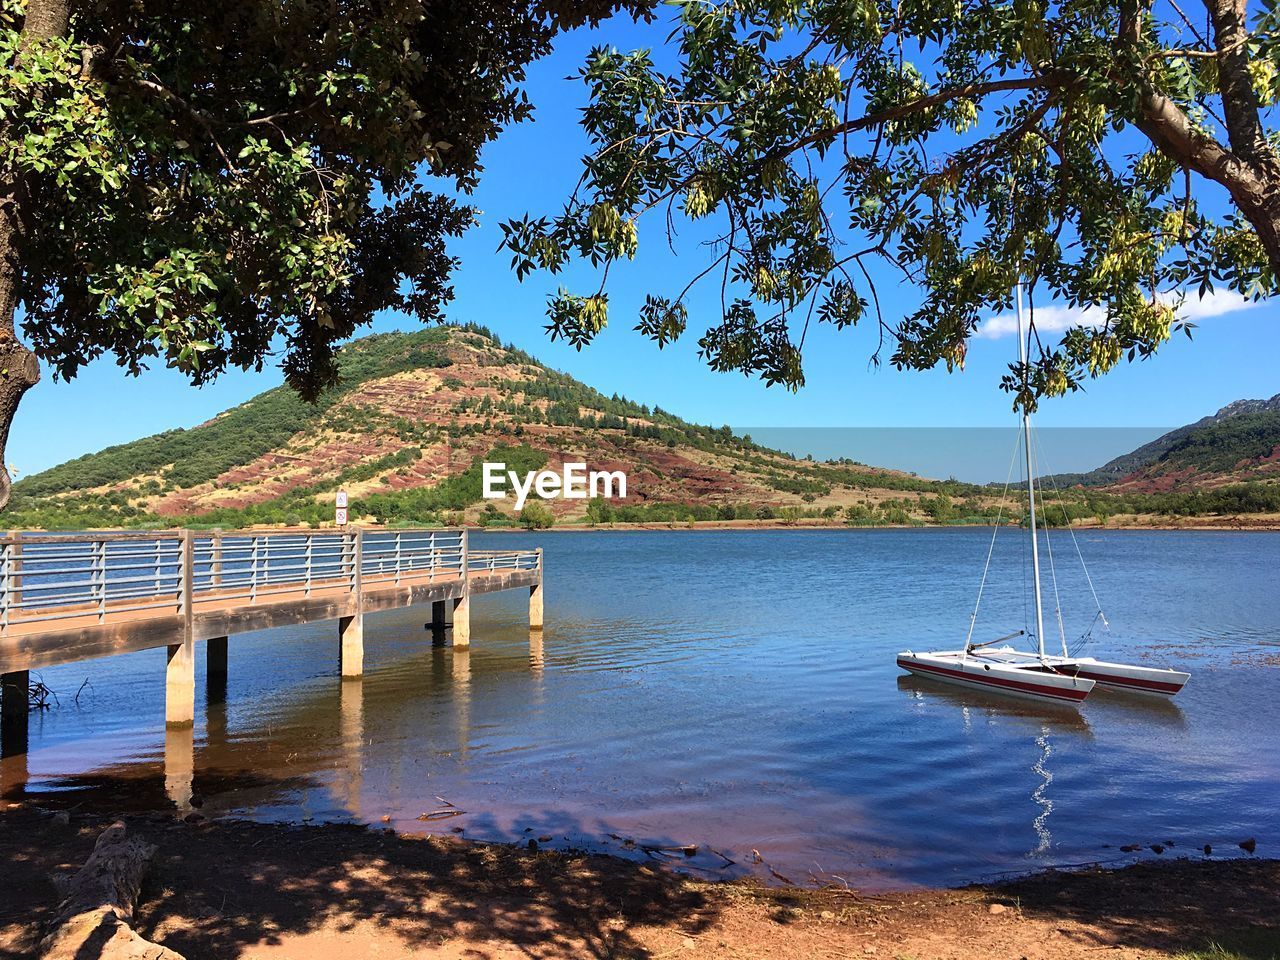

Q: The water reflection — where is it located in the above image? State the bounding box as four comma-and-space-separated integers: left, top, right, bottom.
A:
164, 725, 194, 812
529, 630, 544, 676
0, 711, 27, 766
0, 730, 26, 799
896, 678, 1068, 860
1088, 687, 1188, 729
338, 678, 364, 819
1030, 730, 1054, 856
895, 674, 1093, 736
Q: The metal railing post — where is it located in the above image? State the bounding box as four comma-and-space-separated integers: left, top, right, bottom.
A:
9, 531, 20, 624
352, 527, 363, 599
460, 528, 469, 587
181, 529, 194, 617
304, 533, 313, 597
250, 535, 260, 603
93, 538, 106, 623
394, 531, 402, 585
1, 534, 11, 633
212, 528, 223, 590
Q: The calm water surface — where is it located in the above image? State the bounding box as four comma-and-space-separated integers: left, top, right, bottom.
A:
4, 529, 1278, 888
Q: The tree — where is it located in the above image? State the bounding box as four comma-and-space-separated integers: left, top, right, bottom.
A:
0, 0, 653, 508
519, 500, 555, 529
504, 0, 1280, 411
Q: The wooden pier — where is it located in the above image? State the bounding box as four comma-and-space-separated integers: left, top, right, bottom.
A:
0, 528, 543, 748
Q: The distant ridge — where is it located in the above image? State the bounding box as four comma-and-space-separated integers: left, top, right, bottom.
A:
1045, 394, 1280, 490
10, 324, 971, 528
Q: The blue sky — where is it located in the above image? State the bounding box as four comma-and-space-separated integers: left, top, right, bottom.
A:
13, 15, 1280, 483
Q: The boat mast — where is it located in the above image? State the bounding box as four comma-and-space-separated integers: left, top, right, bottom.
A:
1016, 282, 1047, 660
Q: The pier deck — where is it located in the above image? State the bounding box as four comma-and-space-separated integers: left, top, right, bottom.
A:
0, 528, 542, 737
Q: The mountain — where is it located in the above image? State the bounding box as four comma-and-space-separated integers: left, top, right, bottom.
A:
10, 325, 980, 529
1045, 394, 1280, 491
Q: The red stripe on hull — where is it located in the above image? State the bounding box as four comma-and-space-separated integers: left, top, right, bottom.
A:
898, 659, 1090, 703
1071, 669, 1185, 695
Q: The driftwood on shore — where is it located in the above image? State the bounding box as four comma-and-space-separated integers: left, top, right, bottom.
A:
39, 820, 184, 960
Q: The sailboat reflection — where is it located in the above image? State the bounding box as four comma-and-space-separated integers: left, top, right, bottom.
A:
896, 674, 1093, 736
897, 675, 1079, 859
1030, 729, 1053, 855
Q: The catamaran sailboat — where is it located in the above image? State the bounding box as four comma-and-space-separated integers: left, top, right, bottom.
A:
897, 285, 1190, 705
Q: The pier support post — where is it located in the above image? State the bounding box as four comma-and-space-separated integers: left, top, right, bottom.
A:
529, 548, 544, 630
165, 642, 195, 727
529, 583, 544, 630
166, 640, 195, 727
340, 527, 364, 677
206, 636, 228, 704
166, 530, 196, 728
430, 599, 453, 628
339, 615, 364, 677
428, 598, 453, 645
1, 670, 28, 720
451, 595, 470, 647
207, 636, 228, 679
1, 669, 29, 759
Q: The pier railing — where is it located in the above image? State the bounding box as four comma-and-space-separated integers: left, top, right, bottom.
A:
0, 528, 538, 637
468, 547, 541, 573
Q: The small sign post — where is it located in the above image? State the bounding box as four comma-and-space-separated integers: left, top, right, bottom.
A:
335, 490, 349, 527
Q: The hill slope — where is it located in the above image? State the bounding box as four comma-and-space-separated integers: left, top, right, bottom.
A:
1046, 395, 1280, 491
11, 325, 981, 529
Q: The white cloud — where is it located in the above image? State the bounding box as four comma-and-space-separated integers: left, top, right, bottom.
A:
975, 288, 1261, 340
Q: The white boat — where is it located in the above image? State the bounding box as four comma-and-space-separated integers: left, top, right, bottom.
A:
896, 647, 1094, 704
897, 284, 1190, 704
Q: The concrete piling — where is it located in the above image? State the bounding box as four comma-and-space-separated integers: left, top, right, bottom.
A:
165, 640, 195, 727
339, 614, 364, 677
0, 670, 28, 720
452, 595, 471, 647
166, 530, 196, 728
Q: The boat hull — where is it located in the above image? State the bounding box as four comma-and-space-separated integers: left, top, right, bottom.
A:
1063, 657, 1190, 697
947, 647, 1191, 698
896, 651, 1094, 704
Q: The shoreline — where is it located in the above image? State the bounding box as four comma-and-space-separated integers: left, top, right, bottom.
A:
489, 517, 1280, 533
2, 808, 1275, 959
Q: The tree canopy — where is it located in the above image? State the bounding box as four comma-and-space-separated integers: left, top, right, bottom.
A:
0, 0, 653, 507
503, 0, 1280, 409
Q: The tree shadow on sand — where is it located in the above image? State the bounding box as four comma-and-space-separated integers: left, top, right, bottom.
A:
996, 858, 1280, 957
135, 812, 718, 960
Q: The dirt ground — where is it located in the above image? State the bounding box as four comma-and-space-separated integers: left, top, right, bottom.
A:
1, 809, 1276, 960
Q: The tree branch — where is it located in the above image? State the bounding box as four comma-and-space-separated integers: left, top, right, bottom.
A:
1204, 0, 1273, 164
768, 76, 1050, 159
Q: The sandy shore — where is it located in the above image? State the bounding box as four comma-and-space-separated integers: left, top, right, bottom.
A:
2, 809, 1275, 960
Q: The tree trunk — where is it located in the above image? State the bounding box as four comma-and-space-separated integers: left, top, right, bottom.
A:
0, 0, 72, 511
39, 821, 185, 960
0, 225, 41, 513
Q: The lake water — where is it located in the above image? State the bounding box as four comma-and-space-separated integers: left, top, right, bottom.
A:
4, 529, 1278, 889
